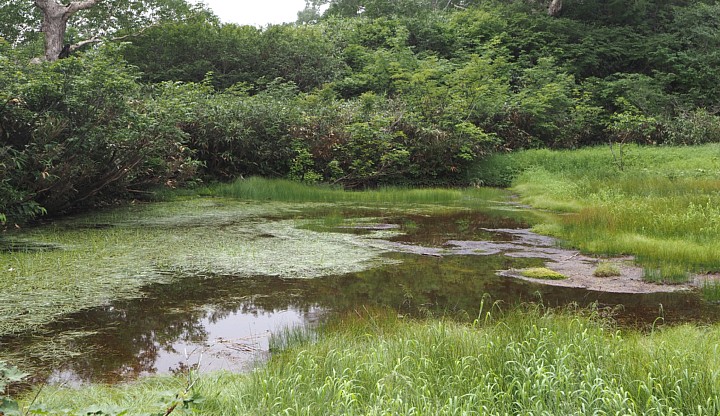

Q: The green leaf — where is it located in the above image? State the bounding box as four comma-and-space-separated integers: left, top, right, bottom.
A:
0, 397, 21, 416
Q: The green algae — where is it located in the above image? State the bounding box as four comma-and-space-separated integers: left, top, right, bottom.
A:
0, 198, 403, 336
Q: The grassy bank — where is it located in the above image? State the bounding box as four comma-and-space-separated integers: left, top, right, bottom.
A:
21, 307, 720, 415
472, 144, 720, 280
210, 176, 507, 206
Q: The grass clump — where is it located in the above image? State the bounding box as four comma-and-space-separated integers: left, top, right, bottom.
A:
701, 280, 720, 302
23, 307, 720, 415
593, 261, 621, 277
643, 264, 692, 284
520, 267, 567, 280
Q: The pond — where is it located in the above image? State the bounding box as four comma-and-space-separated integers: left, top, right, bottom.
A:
2, 197, 719, 386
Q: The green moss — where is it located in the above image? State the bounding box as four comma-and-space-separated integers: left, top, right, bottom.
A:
520, 267, 567, 280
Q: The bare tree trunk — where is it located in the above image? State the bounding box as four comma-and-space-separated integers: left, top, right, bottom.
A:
548, 0, 563, 16
34, 0, 98, 61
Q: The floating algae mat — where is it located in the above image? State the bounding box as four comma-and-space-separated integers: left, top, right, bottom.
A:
2, 196, 720, 386
0, 199, 410, 336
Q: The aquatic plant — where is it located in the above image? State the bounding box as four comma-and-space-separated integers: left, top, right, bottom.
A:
0, 198, 400, 337
642, 264, 691, 284
701, 280, 720, 303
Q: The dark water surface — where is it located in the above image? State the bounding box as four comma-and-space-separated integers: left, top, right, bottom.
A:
3, 205, 719, 386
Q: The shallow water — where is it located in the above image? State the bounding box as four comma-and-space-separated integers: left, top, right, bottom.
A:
2, 199, 719, 386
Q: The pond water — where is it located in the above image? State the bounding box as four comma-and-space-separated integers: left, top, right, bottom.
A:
2, 198, 719, 387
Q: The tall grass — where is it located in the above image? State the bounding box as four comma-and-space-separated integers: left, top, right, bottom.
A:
25, 307, 720, 415
211, 176, 506, 206
472, 144, 720, 277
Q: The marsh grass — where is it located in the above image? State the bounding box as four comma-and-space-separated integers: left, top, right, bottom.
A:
211, 176, 506, 206
642, 265, 691, 284
24, 307, 720, 415
701, 280, 720, 302
593, 261, 621, 277
475, 144, 720, 273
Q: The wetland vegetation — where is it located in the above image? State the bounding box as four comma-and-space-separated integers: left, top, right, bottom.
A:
5, 0, 720, 413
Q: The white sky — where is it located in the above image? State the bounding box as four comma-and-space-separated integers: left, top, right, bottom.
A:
197, 0, 309, 26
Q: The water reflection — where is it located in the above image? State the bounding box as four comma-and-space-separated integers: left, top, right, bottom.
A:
2, 207, 719, 387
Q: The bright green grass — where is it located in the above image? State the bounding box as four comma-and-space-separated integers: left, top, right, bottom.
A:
211, 176, 507, 206
23, 308, 720, 415
473, 144, 720, 276
520, 267, 567, 280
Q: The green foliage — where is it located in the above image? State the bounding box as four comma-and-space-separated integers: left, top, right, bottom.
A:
0, 46, 198, 223
123, 21, 345, 92
212, 176, 495, 205
0, 361, 27, 416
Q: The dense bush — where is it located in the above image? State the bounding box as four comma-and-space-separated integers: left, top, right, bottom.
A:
0, 45, 198, 223
5, 0, 720, 223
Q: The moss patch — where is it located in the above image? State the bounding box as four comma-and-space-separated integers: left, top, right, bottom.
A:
520, 267, 567, 280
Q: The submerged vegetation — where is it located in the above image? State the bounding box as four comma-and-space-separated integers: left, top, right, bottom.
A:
20, 307, 720, 415
0, 198, 408, 336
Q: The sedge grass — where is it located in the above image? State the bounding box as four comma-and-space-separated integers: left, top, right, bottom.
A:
701, 280, 720, 302
473, 144, 720, 275
23, 307, 720, 415
210, 176, 507, 207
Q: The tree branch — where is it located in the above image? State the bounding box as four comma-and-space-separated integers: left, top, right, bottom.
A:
64, 0, 98, 16
69, 24, 158, 53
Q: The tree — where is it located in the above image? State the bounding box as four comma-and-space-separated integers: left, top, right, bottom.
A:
35, 0, 97, 61
10, 0, 211, 61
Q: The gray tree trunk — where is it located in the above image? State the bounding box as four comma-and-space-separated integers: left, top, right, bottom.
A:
548, 0, 563, 16
34, 0, 98, 61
